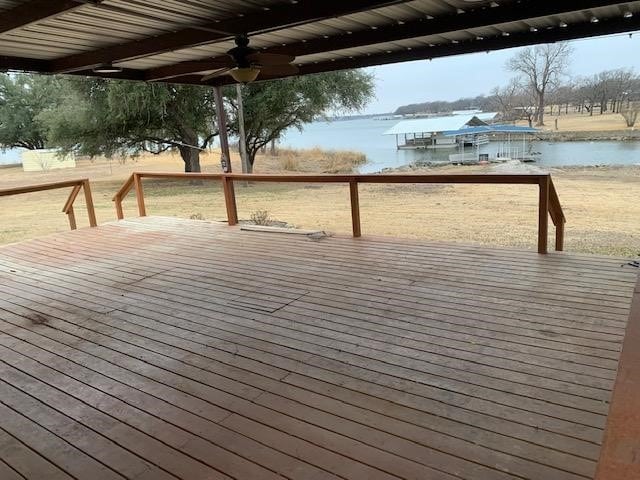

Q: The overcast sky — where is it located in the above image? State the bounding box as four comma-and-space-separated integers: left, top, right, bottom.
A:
361, 32, 640, 114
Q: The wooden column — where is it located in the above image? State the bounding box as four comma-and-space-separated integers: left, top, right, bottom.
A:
213, 86, 238, 225
349, 181, 361, 237
213, 86, 232, 174
235, 84, 250, 174
538, 176, 549, 254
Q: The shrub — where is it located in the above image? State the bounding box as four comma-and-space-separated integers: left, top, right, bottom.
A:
250, 209, 272, 225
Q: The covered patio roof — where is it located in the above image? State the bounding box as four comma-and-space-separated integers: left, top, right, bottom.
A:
0, 1, 639, 85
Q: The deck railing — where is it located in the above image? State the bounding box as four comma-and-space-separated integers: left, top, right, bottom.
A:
0, 178, 97, 230
113, 172, 565, 254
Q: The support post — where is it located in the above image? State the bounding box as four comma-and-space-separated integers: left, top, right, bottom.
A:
82, 180, 98, 227
538, 176, 549, 254
349, 180, 361, 238
235, 84, 250, 174
213, 85, 232, 173
133, 173, 147, 217
214, 85, 238, 224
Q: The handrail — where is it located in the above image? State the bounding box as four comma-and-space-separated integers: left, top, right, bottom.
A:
113, 172, 566, 254
1, 178, 97, 230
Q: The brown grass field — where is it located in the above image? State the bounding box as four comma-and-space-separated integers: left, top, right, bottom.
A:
517, 110, 635, 132
1, 147, 639, 258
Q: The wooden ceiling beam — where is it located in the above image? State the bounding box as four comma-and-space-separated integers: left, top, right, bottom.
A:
0, 55, 49, 72
205, 14, 640, 87
0, 55, 145, 82
146, 0, 632, 81
49, 0, 410, 74
0, 0, 98, 35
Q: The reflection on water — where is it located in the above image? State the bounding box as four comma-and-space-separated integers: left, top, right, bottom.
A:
281, 118, 640, 173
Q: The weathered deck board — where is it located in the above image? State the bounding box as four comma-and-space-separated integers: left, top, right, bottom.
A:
0, 216, 637, 480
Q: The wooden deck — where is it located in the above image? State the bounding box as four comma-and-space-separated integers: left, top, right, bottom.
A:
0, 216, 638, 480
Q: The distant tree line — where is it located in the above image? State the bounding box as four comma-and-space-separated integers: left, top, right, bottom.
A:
394, 42, 640, 128
394, 95, 494, 116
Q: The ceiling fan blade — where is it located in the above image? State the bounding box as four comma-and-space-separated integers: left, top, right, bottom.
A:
208, 57, 236, 69
258, 64, 299, 78
201, 67, 232, 82
247, 52, 296, 66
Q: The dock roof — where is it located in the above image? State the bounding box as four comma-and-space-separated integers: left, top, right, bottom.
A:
442, 124, 539, 136
383, 112, 497, 136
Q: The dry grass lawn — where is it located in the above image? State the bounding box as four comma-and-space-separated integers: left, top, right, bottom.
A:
1, 148, 639, 257
516, 111, 634, 132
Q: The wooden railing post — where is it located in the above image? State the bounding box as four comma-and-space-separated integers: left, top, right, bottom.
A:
538, 176, 550, 254
548, 179, 565, 252
222, 175, 238, 225
349, 180, 361, 237
133, 173, 147, 217
115, 197, 124, 220
555, 221, 565, 252
82, 179, 98, 227
63, 184, 82, 230
67, 206, 77, 230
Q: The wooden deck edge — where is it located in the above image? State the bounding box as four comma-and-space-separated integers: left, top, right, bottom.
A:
240, 225, 326, 236
595, 273, 640, 479
114, 216, 634, 263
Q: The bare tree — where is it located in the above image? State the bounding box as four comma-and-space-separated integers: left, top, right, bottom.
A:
513, 86, 538, 128
552, 85, 575, 115
621, 105, 639, 127
490, 78, 520, 121
575, 75, 600, 116
507, 43, 572, 126
608, 69, 636, 113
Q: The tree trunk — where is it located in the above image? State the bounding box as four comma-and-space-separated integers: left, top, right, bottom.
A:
178, 145, 201, 172
536, 93, 545, 126
247, 149, 256, 174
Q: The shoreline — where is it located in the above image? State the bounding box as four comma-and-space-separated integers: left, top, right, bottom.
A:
533, 129, 640, 142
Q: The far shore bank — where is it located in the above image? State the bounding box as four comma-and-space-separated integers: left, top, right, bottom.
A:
534, 129, 640, 142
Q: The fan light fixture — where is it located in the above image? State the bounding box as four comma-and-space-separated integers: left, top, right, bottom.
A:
92, 63, 123, 74
229, 67, 260, 83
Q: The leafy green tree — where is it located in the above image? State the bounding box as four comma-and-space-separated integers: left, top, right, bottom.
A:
0, 73, 62, 150
226, 70, 374, 172
41, 79, 218, 172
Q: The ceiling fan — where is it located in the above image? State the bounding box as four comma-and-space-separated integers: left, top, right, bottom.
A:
202, 35, 298, 83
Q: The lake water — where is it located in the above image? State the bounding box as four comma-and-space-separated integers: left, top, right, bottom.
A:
0, 148, 23, 166
4, 118, 640, 172
280, 118, 640, 173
